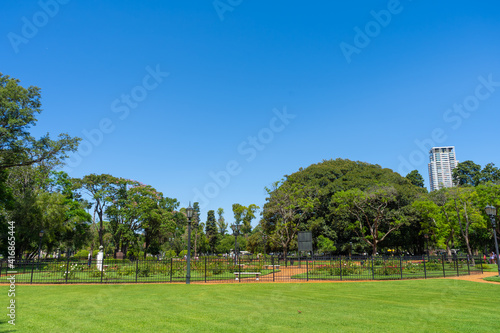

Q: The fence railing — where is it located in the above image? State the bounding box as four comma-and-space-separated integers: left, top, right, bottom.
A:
0, 255, 483, 284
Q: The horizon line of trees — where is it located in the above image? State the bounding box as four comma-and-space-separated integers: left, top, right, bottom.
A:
1, 73, 499, 261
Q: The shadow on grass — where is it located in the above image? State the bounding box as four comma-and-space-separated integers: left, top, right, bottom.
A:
0, 318, 16, 333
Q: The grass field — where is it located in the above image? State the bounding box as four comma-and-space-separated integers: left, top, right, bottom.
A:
2, 279, 500, 332
484, 275, 500, 283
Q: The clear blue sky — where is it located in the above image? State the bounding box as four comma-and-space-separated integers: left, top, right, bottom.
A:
2, 0, 500, 225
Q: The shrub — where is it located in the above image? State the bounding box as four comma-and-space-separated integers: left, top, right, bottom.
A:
88, 268, 104, 278
138, 266, 150, 277
74, 250, 90, 259
425, 263, 441, 271
375, 265, 400, 276
403, 262, 423, 273
164, 250, 176, 258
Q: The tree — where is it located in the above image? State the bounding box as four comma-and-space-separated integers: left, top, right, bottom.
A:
0, 73, 80, 170
316, 235, 336, 254
264, 158, 424, 254
74, 174, 126, 247
125, 184, 178, 258
262, 181, 318, 259
216, 208, 228, 235
232, 203, 260, 235
2, 167, 91, 259
333, 186, 407, 255
413, 191, 457, 255
205, 210, 218, 253
406, 170, 425, 188
453, 161, 482, 187
480, 163, 500, 184
449, 187, 486, 259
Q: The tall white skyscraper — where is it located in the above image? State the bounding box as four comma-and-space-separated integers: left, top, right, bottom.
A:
428, 146, 459, 191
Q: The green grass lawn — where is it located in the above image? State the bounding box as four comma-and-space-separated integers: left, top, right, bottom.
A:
2, 279, 500, 332
484, 275, 500, 283
481, 263, 500, 272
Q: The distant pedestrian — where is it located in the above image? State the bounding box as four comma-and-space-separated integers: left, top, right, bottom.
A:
490, 252, 495, 264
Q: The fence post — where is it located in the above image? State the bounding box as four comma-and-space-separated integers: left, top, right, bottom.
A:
306, 257, 309, 282
66, 256, 70, 284
100, 257, 104, 284
423, 255, 427, 279
170, 258, 173, 283
456, 257, 459, 276
135, 260, 139, 283
400, 256, 403, 280
30, 259, 35, 284
272, 255, 275, 282
442, 254, 446, 278
205, 257, 207, 283
371, 257, 375, 280
339, 256, 342, 281
467, 255, 470, 275
480, 255, 484, 274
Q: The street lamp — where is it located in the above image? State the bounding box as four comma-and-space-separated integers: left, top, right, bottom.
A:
185, 203, 194, 284
231, 223, 241, 264
38, 230, 44, 270
485, 205, 500, 277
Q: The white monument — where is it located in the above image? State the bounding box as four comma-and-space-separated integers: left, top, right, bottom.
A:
96, 246, 104, 271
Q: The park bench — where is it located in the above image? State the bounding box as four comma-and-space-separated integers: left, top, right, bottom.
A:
234, 272, 261, 281
264, 265, 280, 269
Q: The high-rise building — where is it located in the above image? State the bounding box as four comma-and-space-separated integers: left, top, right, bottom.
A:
428, 146, 458, 191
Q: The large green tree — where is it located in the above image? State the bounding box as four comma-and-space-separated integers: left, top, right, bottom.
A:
333, 186, 407, 255
0, 73, 79, 170
262, 159, 424, 255
74, 174, 126, 247
406, 170, 425, 188
262, 181, 318, 259
205, 210, 218, 253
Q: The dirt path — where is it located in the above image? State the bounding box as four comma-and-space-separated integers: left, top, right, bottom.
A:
445, 271, 499, 284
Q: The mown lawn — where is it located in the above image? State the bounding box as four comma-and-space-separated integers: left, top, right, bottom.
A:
484, 275, 500, 283
2, 279, 500, 332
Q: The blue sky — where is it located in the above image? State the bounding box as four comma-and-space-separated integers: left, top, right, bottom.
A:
2, 0, 500, 226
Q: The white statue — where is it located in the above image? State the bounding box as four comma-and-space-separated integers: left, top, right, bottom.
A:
96, 246, 104, 271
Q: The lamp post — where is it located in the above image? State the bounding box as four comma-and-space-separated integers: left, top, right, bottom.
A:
186, 203, 194, 284
424, 233, 430, 261
38, 230, 44, 270
231, 223, 241, 264
485, 205, 500, 277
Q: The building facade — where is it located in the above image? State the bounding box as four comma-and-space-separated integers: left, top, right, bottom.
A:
428, 146, 458, 191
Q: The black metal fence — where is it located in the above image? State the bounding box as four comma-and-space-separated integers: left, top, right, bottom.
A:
0, 255, 483, 284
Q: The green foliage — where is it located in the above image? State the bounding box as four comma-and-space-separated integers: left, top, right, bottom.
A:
205, 210, 218, 253
0, 73, 80, 171
453, 160, 500, 186
75, 249, 90, 259
316, 235, 336, 254
406, 170, 425, 188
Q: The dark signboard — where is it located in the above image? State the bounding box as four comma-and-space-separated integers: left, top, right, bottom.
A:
298, 231, 312, 252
